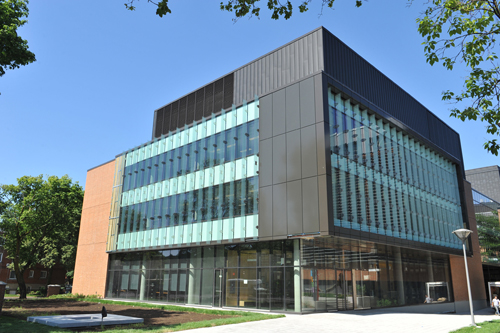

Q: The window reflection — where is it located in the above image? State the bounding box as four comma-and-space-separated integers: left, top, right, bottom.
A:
106, 238, 452, 313
329, 89, 462, 249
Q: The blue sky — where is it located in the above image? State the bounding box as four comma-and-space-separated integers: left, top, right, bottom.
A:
1, 1, 497, 188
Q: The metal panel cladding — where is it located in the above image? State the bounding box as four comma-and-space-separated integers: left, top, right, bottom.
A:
152, 73, 235, 139
322, 29, 462, 162
233, 28, 324, 105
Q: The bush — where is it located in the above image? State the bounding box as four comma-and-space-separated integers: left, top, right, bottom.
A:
377, 298, 393, 307
47, 293, 91, 299
28, 286, 48, 297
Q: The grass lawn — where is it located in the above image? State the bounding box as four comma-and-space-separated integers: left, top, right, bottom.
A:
0, 316, 68, 333
0, 295, 284, 333
451, 319, 500, 333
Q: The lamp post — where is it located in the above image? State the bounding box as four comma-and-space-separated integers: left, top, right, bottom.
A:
452, 228, 477, 327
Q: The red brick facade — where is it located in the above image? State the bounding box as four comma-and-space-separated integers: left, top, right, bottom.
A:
0, 247, 66, 294
449, 180, 487, 303
72, 160, 115, 297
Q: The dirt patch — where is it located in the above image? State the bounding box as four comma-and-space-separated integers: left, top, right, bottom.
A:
2, 298, 233, 331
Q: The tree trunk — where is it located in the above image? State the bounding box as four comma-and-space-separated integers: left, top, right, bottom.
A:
15, 268, 27, 299
47, 266, 54, 286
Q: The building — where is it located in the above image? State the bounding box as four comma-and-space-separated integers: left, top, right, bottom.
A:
0, 246, 66, 294
73, 27, 486, 313
466, 166, 500, 203
470, 188, 500, 297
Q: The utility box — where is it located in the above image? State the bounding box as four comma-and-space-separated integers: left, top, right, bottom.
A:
47, 284, 61, 297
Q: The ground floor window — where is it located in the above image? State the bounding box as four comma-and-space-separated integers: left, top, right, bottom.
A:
105, 237, 453, 312
300, 237, 453, 312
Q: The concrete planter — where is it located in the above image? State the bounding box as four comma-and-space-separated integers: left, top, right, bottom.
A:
0, 282, 6, 316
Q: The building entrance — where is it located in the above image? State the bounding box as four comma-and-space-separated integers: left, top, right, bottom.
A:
214, 269, 224, 307
310, 268, 353, 311
335, 269, 353, 310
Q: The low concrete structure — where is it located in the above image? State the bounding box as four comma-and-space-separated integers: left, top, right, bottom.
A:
0, 281, 6, 316
27, 313, 144, 328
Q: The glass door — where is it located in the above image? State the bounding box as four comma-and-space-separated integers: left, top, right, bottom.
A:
214, 269, 224, 307
325, 268, 337, 311
336, 269, 353, 310
301, 267, 318, 312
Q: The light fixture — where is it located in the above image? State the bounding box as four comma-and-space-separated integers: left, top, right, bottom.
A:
452, 228, 479, 328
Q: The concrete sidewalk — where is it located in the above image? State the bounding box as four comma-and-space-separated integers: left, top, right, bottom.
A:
188, 307, 498, 333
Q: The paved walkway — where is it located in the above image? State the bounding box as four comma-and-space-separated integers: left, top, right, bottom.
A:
188, 307, 498, 333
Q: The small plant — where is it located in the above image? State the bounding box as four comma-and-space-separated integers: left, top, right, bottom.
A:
27, 287, 47, 297
376, 298, 393, 307
9, 306, 23, 310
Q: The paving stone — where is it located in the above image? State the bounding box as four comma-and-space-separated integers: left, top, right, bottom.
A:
186, 307, 497, 333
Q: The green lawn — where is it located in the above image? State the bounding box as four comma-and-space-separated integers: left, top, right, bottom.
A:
0, 296, 284, 333
451, 319, 500, 333
0, 316, 68, 333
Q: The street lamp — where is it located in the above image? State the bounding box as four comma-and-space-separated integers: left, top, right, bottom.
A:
452, 228, 478, 327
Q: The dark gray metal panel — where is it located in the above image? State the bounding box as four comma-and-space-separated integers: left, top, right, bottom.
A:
259, 186, 273, 238
286, 129, 302, 182
314, 73, 326, 123
260, 94, 273, 141
153, 109, 161, 138
273, 183, 288, 236
428, 112, 462, 160
466, 166, 500, 203
260, 138, 273, 187
301, 125, 318, 178
317, 174, 329, 233
272, 134, 287, 185
287, 180, 303, 235
327, 75, 465, 176
322, 28, 463, 165
233, 28, 324, 105
272, 88, 286, 136
316, 122, 328, 176
302, 176, 320, 233
285, 83, 300, 132
152, 73, 234, 139
325, 174, 335, 232
299, 77, 316, 127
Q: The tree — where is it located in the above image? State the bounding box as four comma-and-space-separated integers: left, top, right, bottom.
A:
476, 212, 500, 259
0, 175, 84, 299
418, 0, 500, 156
0, 0, 36, 78
124, 0, 362, 19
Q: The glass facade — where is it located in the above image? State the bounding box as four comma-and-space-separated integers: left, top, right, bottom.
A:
103, 88, 460, 313
472, 189, 500, 216
107, 101, 260, 251
328, 88, 463, 249
106, 240, 301, 311
301, 237, 453, 312
472, 189, 500, 264
105, 237, 453, 312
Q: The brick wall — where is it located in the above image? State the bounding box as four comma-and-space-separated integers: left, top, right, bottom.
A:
72, 160, 115, 297
450, 180, 487, 303
0, 246, 66, 293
